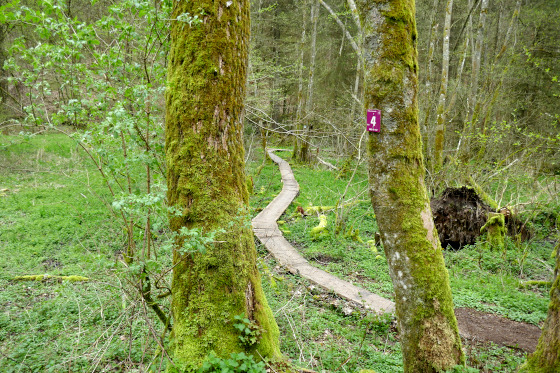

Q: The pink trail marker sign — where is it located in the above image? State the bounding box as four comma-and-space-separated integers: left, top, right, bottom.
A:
366, 109, 381, 133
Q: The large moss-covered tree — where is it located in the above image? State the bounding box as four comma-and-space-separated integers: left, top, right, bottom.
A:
358, 0, 465, 371
519, 241, 560, 373
164, 0, 280, 370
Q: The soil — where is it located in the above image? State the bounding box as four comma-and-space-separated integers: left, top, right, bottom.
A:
455, 307, 542, 353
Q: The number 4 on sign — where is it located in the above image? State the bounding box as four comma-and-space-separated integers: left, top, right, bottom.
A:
367, 110, 381, 133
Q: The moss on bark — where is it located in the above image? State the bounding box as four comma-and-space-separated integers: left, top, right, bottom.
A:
165, 0, 280, 370
519, 241, 560, 373
359, 0, 464, 371
480, 212, 506, 250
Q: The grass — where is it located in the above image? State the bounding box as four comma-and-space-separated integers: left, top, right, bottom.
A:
248, 145, 556, 372
0, 132, 163, 371
0, 133, 557, 372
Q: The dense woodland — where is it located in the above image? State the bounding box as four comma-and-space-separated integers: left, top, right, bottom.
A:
0, 0, 559, 372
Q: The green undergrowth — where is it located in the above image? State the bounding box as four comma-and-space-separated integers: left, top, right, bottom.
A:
446, 239, 554, 325
248, 146, 556, 372
257, 249, 403, 373
0, 132, 161, 371
1, 135, 556, 372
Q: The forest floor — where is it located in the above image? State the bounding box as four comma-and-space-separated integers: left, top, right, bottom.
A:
254, 149, 543, 356
248, 147, 557, 372
0, 131, 558, 372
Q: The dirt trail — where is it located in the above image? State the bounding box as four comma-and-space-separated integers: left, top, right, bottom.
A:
252, 149, 541, 352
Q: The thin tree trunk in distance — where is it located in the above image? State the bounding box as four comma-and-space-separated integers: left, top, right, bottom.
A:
469, 0, 489, 123
421, 21, 438, 159
347, 0, 361, 30
358, 0, 465, 371
0, 14, 8, 111
293, 2, 308, 159
165, 0, 280, 369
434, 0, 453, 171
296, 0, 319, 163
319, 0, 362, 154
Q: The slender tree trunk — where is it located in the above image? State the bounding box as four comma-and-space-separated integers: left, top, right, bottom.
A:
496, 0, 521, 60
296, 0, 319, 163
519, 242, 560, 372
165, 0, 280, 369
319, 0, 360, 55
319, 0, 362, 154
293, 2, 308, 159
448, 36, 468, 116
347, 0, 361, 30
420, 17, 438, 160
434, 0, 453, 171
0, 18, 8, 111
469, 0, 489, 123
457, 0, 488, 159
358, 0, 465, 371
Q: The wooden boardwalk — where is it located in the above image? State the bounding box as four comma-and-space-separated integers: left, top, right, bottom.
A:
252, 150, 395, 314
251, 149, 542, 352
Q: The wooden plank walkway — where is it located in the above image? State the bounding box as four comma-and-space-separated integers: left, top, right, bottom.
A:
251, 149, 542, 353
252, 150, 395, 314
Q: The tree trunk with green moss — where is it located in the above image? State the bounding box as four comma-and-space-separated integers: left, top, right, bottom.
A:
358, 0, 465, 371
165, 0, 280, 370
519, 242, 560, 373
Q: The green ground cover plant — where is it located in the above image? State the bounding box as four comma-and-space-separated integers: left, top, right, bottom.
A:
0, 136, 557, 372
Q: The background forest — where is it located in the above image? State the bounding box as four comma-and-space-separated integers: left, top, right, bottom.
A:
0, 0, 559, 372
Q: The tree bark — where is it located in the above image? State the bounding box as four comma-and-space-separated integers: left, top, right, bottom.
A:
469, 0, 489, 123
165, 0, 280, 369
296, 0, 319, 163
433, 0, 453, 171
293, 1, 308, 159
519, 241, 560, 372
358, 0, 465, 371
0, 9, 8, 112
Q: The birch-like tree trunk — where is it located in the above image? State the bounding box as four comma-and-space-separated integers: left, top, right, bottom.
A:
358, 0, 465, 370
433, 0, 453, 170
319, 0, 361, 153
165, 0, 280, 369
293, 2, 308, 159
469, 0, 489, 123
295, 0, 319, 163
420, 0, 440, 141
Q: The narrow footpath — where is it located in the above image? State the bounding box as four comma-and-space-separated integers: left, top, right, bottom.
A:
252, 149, 541, 352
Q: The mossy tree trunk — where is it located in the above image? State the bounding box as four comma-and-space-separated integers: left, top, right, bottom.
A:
358, 0, 465, 371
519, 243, 560, 373
165, 0, 280, 370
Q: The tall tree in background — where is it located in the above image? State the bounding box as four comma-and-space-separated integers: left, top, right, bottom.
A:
433, 0, 453, 170
358, 0, 465, 371
165, 0, 280, 369
0, 0, 9, 113
294, 0, 319, 163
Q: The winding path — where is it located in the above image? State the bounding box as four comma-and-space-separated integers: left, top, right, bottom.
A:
252, 150, 395, 314
251, 149, 542, 353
